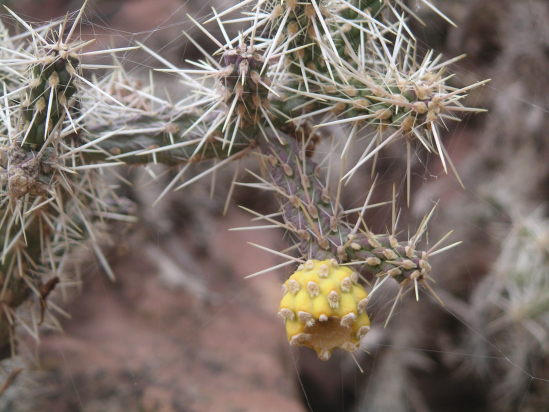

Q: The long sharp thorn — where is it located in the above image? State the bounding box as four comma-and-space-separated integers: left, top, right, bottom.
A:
385, 286, 404, 328
65, 0, 90, 43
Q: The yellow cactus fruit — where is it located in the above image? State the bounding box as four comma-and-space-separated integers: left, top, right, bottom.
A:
279, 259, 370, 360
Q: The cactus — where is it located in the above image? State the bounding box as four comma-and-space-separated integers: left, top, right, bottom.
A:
0, 0, 487, 367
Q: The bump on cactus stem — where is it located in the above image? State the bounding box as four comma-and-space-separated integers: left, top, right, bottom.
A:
279, 259, 370, 360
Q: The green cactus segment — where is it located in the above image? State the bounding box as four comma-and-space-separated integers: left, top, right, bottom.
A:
260, 0, 457, 147
0, 85, 128, 362
283, 1, 325, 73
340, 233, 432, 288
220, 45, 271, 128
21, 49, 80, 150
337, 0, 386, 46
257, 127, 432, 286
81, 113, 251, 165
1, 148, 57, 361
259, 1, 384, 71
82, 45, 268, 165
252, 0, 387, 77
257, 126, 333, 258
312, 71, 445, 133
0, 164, 127, 360
252, 0, 330, 74
346, 0, 385, 16
0, 218, 42, 360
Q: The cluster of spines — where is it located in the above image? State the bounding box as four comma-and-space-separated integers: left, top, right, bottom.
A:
21, 46, 80, 149
342, 234, 432, 285
238, 0, 486, 192
221, 44, 271, 121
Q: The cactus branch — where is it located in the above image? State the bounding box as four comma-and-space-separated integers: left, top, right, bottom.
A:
257, 127, 434, 296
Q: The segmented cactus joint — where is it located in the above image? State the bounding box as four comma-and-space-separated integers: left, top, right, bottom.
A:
279, 259, 370, 360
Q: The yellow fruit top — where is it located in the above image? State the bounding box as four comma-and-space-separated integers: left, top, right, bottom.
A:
279, 259, 370, 360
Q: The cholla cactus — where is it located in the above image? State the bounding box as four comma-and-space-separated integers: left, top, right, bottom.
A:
0, 0, 486, 366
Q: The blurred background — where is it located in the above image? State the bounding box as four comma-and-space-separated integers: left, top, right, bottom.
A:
0, 0, 547, 411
